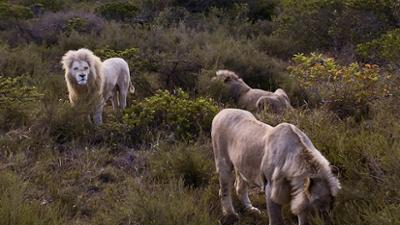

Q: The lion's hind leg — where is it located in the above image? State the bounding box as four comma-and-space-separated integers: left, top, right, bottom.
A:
265, 183, 284, 225
217, 163, 237, 217
111, 92, 118, 111
116, 67, 130, 110
235, 173, 261, 214
118, 88, 127, 110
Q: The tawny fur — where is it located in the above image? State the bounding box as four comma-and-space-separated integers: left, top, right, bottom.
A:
62, 48, 103, 105
211, 109, 341, 225
61, 48, 135, 125
214, 70, 292, 113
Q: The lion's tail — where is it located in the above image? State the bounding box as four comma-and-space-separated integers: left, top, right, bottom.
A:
129, 81, 135, 94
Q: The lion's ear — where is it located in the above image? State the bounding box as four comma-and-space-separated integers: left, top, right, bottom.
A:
304, 177, 312, 199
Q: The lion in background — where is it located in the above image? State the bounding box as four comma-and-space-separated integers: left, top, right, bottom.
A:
213, 70, 292, 114
61, 48, 135, 125
211, 108, 341, 225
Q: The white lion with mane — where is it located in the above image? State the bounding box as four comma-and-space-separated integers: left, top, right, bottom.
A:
61, 48, 135, 125
211, 108, 341, 225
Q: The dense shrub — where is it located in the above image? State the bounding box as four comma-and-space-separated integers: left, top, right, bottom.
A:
161, 0, 275, 21
289, 53, 391, 119
0, 76, 42, 131
357, 28, 400, 66
0, 44, 51, 78
273, 0, 398, 55
95, 2, 139, 22
30, 11, 104, 44
0, 2, 32, 20
0, 2, 33, 44
17, 0, 64, 12
123, 89, 219, 140
95, 22, 289, 95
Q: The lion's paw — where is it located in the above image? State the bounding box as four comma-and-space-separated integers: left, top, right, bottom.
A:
219, 213, 239, 225
246, 206, 261, 214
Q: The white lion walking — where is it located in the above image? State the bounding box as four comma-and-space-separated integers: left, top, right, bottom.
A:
61, 48, 135, 125
211, 108, 341, 225
213, 70, 292, 114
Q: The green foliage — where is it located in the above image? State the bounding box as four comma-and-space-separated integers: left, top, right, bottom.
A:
18, 0, 64, 12
357, 28, 400, 65
95, 1, 139, 22
148, 143, 213, 187
96, 47, 139, 59
0, 2, 32, 20
162, 0, 276, 21
274, 0, 398, 53
273, 0, 338, 52
0, 76, 42, 105
289, 53, 391, 118
0, 76, 42, 131
124, 89, 219, 140
63, 17, 87, 35
0, 44, 50, 78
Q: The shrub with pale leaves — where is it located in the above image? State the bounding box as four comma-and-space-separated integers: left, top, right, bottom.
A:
289, 53, 392, 118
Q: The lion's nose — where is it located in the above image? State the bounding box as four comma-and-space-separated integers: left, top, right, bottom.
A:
79, 74, 85, 78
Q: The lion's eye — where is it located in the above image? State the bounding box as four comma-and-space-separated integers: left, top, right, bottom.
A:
73, 67, 78, 71
84, 66, 89, 70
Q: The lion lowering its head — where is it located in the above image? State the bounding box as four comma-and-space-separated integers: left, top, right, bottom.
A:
213, 70, 292, 114
212, 108, 341, 225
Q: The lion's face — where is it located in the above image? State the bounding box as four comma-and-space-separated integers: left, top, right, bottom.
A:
70, 60, 91, 85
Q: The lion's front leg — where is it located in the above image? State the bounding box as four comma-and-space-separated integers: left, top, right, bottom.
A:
297, 212, 308, 225
92, 103, 104, 125
265, 183, 284, 225
235, 173, 261, 214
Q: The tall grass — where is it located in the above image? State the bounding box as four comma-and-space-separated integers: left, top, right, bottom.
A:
0, 171, 66, 225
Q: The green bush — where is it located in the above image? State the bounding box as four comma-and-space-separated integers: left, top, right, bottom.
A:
18, 0, 64, 12
63, 17, 87, 35
95, 2, 139, 22
356, 28, 400, 65
0, 44, 50, 78
0, 76, 42, 131
123, 89, 219, 140
273, 0, 397, 54
289, 53, 392, 119
0, 2, 32, 20
31, 11, 104, 45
